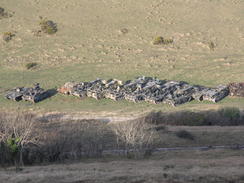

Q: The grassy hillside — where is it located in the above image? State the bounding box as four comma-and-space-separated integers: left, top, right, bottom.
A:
0, 0, 243, 113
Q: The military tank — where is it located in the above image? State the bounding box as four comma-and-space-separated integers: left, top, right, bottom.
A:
5, 83, 50, 103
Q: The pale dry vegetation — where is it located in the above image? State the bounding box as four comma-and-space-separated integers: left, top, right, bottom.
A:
0, 112, 38, 171
0, 109, 243, 168
0, 111, 244, 182
1, 149, 244, 183
110, 119, 159, 158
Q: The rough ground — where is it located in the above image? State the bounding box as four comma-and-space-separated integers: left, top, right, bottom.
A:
1, 149, 244, 183
0, 0, 243, 113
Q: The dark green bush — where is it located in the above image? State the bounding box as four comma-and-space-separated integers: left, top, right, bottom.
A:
152, 36, 173, 45
218, 107, 241, 125
0, 7, 12, 19
25, 62, 38, 70
7, 137, 20, 155
209, 41, 215, 51
39, 17, 57, 35
2, 32, 15, 42
178, 112, 205, 126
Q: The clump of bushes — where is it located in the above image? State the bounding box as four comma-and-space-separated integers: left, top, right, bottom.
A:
218, 107, 241, 125
2, 32, 15, 42
152, 36, 173, 45
0, 112, 37, 171
25, 62, 38, 70
0, 7, 12, 18
175, 130, 194, 140
39, 17, 57, 35
209, 41, 215, 51
144, 108, 244, 126
0, 7, 4, 16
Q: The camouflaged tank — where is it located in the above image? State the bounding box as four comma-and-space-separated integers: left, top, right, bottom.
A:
192, 85, 229, 103
5, 83, 49, 103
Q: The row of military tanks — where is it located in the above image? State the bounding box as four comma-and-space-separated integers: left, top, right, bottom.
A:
4, 76, 244, 106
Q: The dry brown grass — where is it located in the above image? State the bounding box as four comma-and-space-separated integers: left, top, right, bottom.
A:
0, 149, 244, 183
1, 111, 244, 167
0, 111, 243, 182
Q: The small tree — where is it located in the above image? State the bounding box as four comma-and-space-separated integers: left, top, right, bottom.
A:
111, 119, 158, 159
0, 112, 39, 171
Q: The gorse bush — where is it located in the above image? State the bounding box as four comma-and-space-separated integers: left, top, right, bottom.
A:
7, 137, 20, 155
0, 7, 5, 17
152, 36, 173, 45
209, 41, 215, 51
25, 62, 38, 70
39, 17, 57, 35
2, 32, 15, 42
0, 7, 12, 19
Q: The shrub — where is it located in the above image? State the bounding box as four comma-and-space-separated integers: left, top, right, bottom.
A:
25, 62, 38, 70
0, 7, 12, 18
39, 17, 57, 35
179, 112, 205, 126
144, 111, 164, 125
2, 32, 15, 42
218, 107, 241, 125
209, 41, 215, 51
144, 111, 206, 126
153, 36, 173, 45
0, 7, 4, 16
0, 112, 38, 170
175, 130, 194, 140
